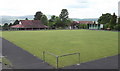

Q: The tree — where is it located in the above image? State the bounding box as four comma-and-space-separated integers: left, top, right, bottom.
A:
13, 20, 19, 25
98, 13, 112, 24
114, 17, 120, 31
59, 9, 69, 28
9, 23, 13, 27
59, 9, 69, 21
103, 23, 110, 29
65, 18, 73, 26
49, 15, 57, 22
48, 15, 57, 29
55, 16, 62, 28
3, 23, 9, 27
41, 15, 48, 25
25, 18, 28, 20
3, 23, 9, 30
93, 21, 96, 24
34, 11, 43, 20
109, 13, 117, 30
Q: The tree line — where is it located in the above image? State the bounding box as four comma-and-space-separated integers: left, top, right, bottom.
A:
34, 9, 72, 29
1, 9, 72, 30
98, 13, 120, 31
1, 9, 120, 31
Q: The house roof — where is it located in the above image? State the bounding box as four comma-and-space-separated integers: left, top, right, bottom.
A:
79, 21, 94, 24
73, 21, 94, 24
11, 20, 48, 28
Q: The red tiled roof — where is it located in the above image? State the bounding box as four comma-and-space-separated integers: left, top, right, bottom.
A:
73, 21, 79, 24
79, 21, 93, 24
73, 21, 94, 24
11, 24, 25, 28
11, 20, 48, 28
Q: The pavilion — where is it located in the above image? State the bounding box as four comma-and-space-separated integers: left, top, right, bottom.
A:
11, 20, 48, 30
72, 21, 103, 29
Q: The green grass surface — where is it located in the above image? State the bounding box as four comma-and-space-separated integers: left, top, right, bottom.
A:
2, 30, 118, 68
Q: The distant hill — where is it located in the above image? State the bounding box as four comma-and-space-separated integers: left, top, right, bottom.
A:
0, 15, 34, 25
0, 15, 98, 25
0, 15, 52, 25
71, 18, 98, 21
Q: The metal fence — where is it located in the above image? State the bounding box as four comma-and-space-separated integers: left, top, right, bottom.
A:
43, 51, 80, 69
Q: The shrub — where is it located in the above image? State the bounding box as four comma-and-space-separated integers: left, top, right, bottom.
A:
103, 23, 109, 30
114, 24, 120, 31
78, 24, 88, 29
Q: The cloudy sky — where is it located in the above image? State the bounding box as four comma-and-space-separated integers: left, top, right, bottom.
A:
0, 0, 119, 18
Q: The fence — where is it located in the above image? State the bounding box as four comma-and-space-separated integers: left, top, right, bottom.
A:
43, 51, 80, 68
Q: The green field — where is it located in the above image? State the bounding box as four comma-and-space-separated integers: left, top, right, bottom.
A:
2, 30, 118, 68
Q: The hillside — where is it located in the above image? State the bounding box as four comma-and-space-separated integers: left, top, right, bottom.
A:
0, 15, 34, 25
72, 18, 98, 21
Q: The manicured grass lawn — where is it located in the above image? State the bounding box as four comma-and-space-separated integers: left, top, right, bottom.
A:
2, 30, 118, 68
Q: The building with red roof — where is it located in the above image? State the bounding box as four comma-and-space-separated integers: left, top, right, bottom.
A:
11, 20, 48, 30
72, 21, 103, 29
72, 21, 94, 25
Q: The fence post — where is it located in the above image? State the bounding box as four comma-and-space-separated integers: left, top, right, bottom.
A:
56, 56, 59, 69
43, 51, 45, 62
78, 53, 80, 64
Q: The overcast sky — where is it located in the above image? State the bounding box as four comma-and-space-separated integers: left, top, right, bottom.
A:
0, 0, 119, 18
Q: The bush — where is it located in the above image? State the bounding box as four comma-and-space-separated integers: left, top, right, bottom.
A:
114, 24, 120, 31
78, 24, 88, 29
103, 23, 110, 30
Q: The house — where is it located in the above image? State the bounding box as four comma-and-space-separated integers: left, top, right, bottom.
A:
11, 20, 48, 30
72, 21, 103, 30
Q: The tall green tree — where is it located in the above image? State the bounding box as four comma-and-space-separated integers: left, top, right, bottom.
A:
3, 23, 9, 30
58, 9, 69, 28
13, 20, 19, 25
109, 13, 117, 29
9, 23, 13, 27
41, 15, 48, 25
98, 13, 112, 24
48, 15, 57, 29
59, 9, 69, 21
3, 23, 9, 27
34, 11, 43, 20
65, 18, 73, 26
55, 16, 62, 28
114, 17, 120, 31
49, 15, 57, 22
25, 18, 28, 20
